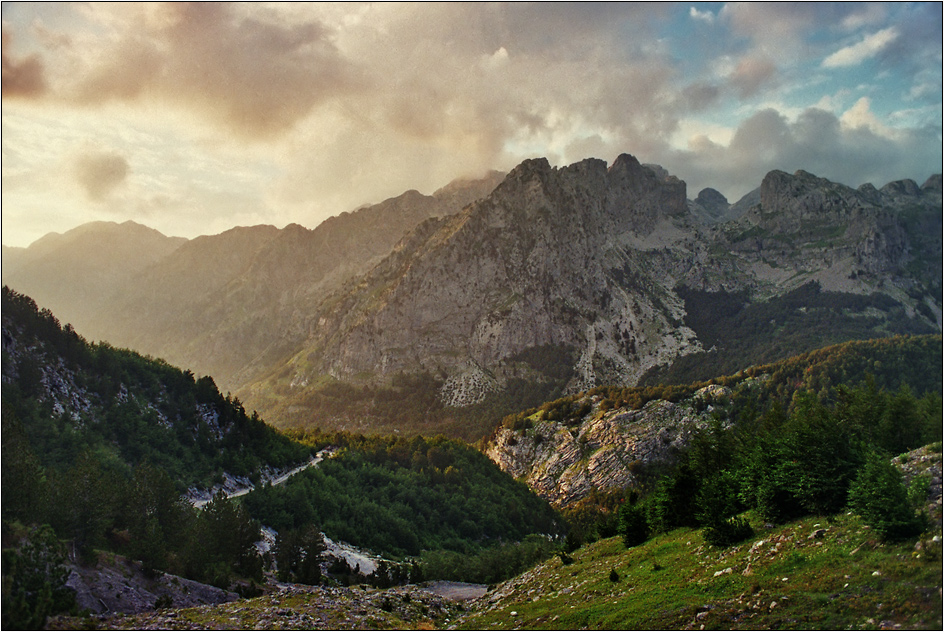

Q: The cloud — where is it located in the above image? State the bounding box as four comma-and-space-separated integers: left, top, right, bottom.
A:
720, 3, 819, 55
664, 105, 941, 201
839, 97, 890, 135
30, 3, 360, 139
72, 150, 130, 201
1, 3, 940, 248
839, 4, 888, 31
1, 29, 48, 98
728, 56, 778, 99
822, 27, 898, 68
689, 7, 715, 25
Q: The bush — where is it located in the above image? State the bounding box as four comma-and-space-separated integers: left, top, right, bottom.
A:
848, 453, 926, 541
617, 501, 649, 548
703, 516, 754, 548
1, 525, 77, 629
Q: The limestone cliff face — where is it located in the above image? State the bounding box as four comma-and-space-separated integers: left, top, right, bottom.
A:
258, 158, 940, 414
484, 385, 730, 507
726, 168, 940, 292
293, 154, 704, 399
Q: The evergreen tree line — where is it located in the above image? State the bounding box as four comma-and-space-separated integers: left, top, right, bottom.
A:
607, 380, 941, 553
3, 411, 262, 585
646, 282, 937, 386
2, 430, 262, 628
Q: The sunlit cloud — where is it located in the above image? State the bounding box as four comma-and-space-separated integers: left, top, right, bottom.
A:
1, 3, 940, 247
822, 27, 899, 68
689, 7, 715, 25
1, 28, 48, 98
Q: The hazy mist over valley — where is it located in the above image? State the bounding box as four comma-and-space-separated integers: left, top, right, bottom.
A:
2, 3, 942, 630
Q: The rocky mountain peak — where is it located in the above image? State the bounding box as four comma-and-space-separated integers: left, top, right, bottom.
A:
754, 168, 869, 232
691, 187, 731, 223
880, 179, 922, 198
695, 187, 728, 209
921, 174, 942, 194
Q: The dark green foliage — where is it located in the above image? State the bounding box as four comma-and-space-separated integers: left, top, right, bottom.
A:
243, 434, 563, 560
1, 409, 48, 525
1, 287, 311, 492
273, 525, 324, 585
645, 283, 936, 387
560, 487, 624, 552
419, 535, 558, 585
617, 501, 649, 548
702, 516, 754, 548
848, 453, 927, 541
1, 525, 77, 629
878, 385, 928, 455
741, 394, 864, 523
593, 338, 941, 551
124, 462, 189, 575
647, 464, 700, 533
609, 568, 620, 582
185, 493, 263, 587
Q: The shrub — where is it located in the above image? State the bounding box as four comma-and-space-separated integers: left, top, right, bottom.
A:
848, 452, 927, 541
703, 516, 754, 548
618, 501, 649, 548
1, 525, 77, 629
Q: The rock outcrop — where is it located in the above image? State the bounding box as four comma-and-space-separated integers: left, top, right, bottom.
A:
485, 386, 729, 506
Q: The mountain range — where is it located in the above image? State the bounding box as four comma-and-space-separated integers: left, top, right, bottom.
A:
3, 155, 940, 438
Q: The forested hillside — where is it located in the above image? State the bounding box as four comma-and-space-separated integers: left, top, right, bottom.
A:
2, 287, 311, 489
1, 288, 567, 626
485, 334, 942, 561
243, 432, 565, 584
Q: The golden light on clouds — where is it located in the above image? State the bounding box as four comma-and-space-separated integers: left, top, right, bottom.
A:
1, 2, 940, 247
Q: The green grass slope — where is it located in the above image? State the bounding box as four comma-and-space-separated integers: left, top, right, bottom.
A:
459, 511, 942, 630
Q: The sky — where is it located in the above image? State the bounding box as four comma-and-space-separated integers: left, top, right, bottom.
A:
2, 2, 941, 248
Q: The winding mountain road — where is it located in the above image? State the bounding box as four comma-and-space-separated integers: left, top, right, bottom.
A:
188, 447, 336, 508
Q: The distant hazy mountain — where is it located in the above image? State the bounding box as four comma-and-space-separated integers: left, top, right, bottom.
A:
2, 171, 505, 391
1, 221, 186, 333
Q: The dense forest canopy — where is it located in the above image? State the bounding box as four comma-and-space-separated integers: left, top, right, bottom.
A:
2, 286, 311, 489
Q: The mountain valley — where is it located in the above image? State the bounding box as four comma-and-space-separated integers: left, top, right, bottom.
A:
5, 155, 939, 440
2, 153, 942, 630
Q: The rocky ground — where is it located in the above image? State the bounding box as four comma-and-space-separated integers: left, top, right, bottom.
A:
64, 554, 237, 616
893, 443, 943, 527
49, 582, 477, 630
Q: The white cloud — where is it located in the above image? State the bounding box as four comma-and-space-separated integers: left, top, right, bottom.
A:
839, 97, 894, 137
661, 104, 939, 201
822, 27, 898, 68
839, 4, 887, 32
689, 7, 714, 24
